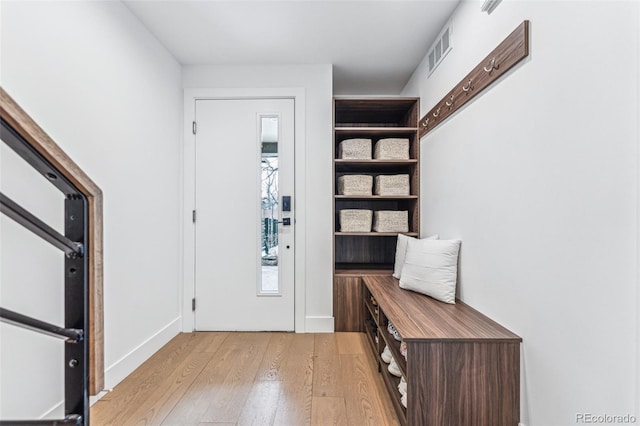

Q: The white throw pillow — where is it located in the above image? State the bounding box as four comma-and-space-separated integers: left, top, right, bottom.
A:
392, 234, 438, 279
399, 238, 461, 304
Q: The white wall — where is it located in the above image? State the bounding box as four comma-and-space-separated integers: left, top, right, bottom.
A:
183, 65, 334, 332
403, 1, 639, 425
0, 0, 182, 419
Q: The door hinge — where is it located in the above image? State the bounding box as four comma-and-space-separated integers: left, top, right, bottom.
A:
192, 298, 196, 312
192, 210, 197, 223
192, 121, 197, 135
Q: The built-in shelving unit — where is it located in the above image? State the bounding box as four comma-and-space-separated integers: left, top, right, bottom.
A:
332, 98, 419, 331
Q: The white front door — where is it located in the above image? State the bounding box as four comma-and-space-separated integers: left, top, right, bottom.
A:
194, 98, 295, 331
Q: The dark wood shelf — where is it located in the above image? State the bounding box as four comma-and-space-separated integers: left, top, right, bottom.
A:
334, 127, 417, 135
364, 297, 379, 326
335, 195, 418, 200
363, 311, 378, 357
379, 364, 407, 426
334, 161, 418, 173
379, 323, 407, 379
334, 265, 393, 276
334, 159, 418, 165
335, 232, 419, 237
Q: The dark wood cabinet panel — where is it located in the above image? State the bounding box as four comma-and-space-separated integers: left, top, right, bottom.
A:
334, 98, 418, 128
333, 276, 363, 332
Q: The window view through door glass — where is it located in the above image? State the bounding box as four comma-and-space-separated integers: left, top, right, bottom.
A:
261, 116, 279, 293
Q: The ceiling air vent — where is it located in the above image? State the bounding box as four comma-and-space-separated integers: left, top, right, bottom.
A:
427, 24, 452, 77
481, 0, 502, 14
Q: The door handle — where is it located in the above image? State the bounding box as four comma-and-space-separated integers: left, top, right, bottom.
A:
277, 218, 291, 226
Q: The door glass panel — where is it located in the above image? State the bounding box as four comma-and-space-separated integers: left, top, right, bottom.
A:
260, 116, 279, 294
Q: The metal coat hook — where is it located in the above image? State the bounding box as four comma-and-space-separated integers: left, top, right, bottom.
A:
445, 95, 454, 109
419, 21, 529, 138
483, 57, 498, 73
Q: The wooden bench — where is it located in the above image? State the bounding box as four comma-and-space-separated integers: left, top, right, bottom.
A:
362, 275, 522, 426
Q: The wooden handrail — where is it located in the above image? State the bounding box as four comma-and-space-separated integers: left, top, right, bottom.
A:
0, 87, 104, 394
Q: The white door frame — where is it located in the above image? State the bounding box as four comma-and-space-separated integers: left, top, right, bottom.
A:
182, 87, 306, 333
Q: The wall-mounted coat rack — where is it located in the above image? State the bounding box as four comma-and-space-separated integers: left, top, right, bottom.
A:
419, 20, 529, 138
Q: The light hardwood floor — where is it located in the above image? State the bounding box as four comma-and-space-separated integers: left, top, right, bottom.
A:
90, 332, 400, 426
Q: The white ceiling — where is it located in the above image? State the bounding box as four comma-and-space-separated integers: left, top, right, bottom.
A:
123, 0, 461, 94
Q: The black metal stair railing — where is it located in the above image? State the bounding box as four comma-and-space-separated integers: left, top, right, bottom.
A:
0, 117, 89, 426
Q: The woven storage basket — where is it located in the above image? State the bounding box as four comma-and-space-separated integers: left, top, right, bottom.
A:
339, 209, 373, 232
338, 175, 373, 196
375, 174, 410, 196
373, 210, 409, 233
374, 138, 410, 160
338, 138, 372, 160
